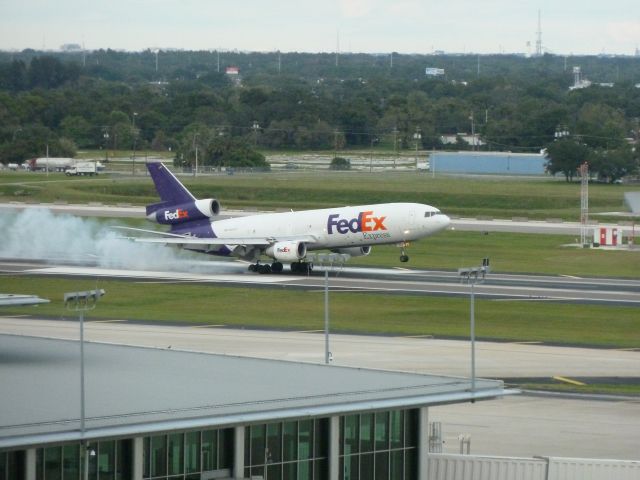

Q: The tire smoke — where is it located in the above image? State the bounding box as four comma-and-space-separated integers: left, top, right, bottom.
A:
0, 208, 189, 270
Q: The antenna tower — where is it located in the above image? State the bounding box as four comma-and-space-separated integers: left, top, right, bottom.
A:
535, 10, 543, 56
579, 162, 589, 247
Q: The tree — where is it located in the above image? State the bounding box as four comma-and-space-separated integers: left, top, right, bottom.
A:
60, 115, 93, 148
545, 138, 592, 182
590, 146, 639, 183
575, 104, 627, 150
330, 157, 351, 170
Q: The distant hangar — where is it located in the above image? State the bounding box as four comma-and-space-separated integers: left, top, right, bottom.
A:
429, 151, 547, 175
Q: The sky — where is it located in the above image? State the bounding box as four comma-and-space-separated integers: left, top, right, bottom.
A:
0, 0, 638, 56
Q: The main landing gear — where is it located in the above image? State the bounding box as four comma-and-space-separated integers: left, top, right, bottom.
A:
249, 262, 284, 274
248, 261, 283, 274
248, 261, 312, 274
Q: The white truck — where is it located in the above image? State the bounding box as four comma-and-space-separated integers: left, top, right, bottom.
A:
65, 162, 99, 176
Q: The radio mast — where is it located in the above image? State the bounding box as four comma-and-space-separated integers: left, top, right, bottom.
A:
535, 10, 543, 56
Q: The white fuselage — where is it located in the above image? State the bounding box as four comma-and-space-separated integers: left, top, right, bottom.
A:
210, 203, 450, 251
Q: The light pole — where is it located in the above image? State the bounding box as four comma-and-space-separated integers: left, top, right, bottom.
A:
469, 113, 475, 151
458, 259, 489, 393
103, 131, 109, 163
392, 127, 399, 169
45, 141, 49, 177
308, 253, 350, 364
370, 136, 375, 173
413, 127, 422, 169
64, 289, 105, 480
252, 121, 260, 147
193, 133, 199, 177
131, 112, 138, 175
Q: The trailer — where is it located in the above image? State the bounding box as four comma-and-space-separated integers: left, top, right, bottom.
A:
65, 162, 99, 176
27, 157, 75, 172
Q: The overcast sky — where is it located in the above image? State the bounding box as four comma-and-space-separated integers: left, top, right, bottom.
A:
0, 0, 638, 56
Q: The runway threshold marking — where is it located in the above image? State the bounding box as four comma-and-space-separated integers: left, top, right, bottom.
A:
553, 375, 586, 386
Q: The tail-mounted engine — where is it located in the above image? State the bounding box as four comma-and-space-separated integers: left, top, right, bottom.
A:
266, 241, 307, 262
147, 198, 221, 225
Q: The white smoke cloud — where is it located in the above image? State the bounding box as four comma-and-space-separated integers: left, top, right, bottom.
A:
0, 208, 218, 272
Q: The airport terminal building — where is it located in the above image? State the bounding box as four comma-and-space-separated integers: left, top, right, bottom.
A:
0, 334, 508, 480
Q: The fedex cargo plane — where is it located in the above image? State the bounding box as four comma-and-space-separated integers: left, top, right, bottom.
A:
132, 162, 450, 273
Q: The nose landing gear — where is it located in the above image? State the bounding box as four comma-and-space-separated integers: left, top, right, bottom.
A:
398, 242, 410, 263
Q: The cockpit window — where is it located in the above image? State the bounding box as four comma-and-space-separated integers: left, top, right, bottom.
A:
424, 210, 441, 217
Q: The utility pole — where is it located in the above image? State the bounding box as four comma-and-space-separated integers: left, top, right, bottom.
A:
193, 133, 199, 177
579, 162, 589, 247
131, 112, 138, 175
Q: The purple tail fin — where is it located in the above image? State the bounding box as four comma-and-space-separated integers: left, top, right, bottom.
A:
146, 162, 195, 216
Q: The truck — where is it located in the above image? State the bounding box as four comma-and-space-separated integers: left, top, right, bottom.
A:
27, 157, 75, 172
65, 162, 99, 176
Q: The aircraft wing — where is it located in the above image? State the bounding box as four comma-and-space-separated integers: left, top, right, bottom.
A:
131, 237, 272, 247
116, 226, 318, 249
128, 234, 318, 247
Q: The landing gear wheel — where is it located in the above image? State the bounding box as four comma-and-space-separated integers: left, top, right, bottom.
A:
258, 264, 272, 274
271, 262, 283, 273
400, 254, 409, 263
248, 264, 257, 272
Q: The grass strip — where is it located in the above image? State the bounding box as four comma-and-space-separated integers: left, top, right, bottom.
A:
2, 276, 638, 348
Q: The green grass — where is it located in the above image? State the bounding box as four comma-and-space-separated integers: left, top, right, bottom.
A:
2, 277, 639, 348
0, 169, 630, 221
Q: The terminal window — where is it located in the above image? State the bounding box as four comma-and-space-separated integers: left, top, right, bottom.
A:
340, 408, 418, 480
143, 428, 233, 480
35, 439, 131, 480
244, 418, 329, 480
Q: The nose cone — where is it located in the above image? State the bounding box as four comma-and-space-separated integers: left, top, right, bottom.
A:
438, 214, 451, 231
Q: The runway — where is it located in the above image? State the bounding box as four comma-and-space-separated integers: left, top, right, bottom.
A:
1, 318, 638, 460
3, 258, 640, 307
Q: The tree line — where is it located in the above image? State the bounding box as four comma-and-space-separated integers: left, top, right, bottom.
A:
0, 50, 638, 180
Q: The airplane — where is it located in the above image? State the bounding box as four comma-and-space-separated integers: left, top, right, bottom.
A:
126, 162, 451, 274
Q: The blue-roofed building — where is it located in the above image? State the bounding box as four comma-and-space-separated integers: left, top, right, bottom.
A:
429, 151, 548, 175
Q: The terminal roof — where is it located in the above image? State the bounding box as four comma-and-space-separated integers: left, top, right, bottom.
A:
0, 334, 508, 449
